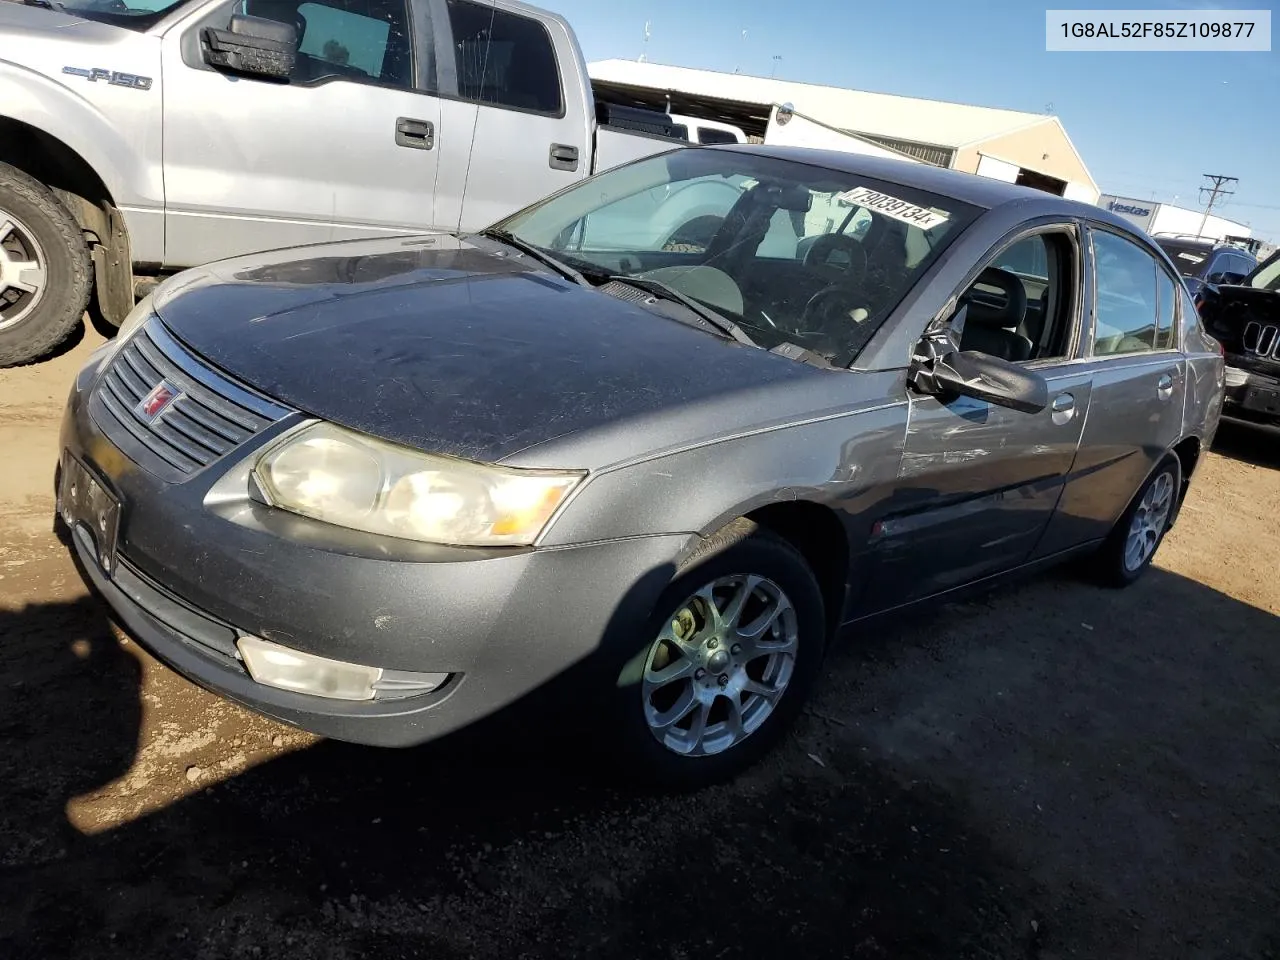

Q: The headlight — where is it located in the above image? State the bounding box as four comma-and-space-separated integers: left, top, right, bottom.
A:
253, 422, 584, 546
97, 293, 156, 368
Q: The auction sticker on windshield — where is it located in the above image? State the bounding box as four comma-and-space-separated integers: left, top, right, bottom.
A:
838, 187, 951, 230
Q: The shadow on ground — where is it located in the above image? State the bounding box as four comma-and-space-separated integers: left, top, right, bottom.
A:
1212, 419, 1280, 471
1, 562, 1277, 959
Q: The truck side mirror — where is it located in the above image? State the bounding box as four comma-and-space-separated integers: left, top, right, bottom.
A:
202, 14, 298, 82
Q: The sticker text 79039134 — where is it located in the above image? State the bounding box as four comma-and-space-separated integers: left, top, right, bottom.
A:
838, 186, 950, 230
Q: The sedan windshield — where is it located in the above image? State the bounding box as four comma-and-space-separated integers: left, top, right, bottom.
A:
492, 148, 979, 366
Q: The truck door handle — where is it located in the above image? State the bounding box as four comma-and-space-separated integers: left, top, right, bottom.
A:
549, 143, 579, 171
1156, 373, 1174, 399
395, 117, 434, 150
1050, 392, 1075, 424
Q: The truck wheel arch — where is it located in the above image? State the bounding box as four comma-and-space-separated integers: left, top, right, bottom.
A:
0, 117, 134, 327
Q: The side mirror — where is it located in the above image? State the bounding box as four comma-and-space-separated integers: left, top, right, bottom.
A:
202, 14, 298, 81
1208, 271, 1245, 286
910, 344, 1049, 415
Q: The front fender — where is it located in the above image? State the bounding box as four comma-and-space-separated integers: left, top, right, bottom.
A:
538, 398, 909, 549
0, 57, 164, 215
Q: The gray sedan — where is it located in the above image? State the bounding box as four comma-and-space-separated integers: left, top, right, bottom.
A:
56, 146, 1224, 787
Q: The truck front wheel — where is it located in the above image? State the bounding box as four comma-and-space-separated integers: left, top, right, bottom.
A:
0, 161, 92, 367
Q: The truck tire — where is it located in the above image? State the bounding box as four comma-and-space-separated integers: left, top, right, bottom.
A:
0, 162, 92, 367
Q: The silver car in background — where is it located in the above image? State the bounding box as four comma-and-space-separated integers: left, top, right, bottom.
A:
56, 147, 1224, 788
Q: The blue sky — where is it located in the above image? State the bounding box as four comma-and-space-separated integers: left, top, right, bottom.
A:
544, 0, 1280, 241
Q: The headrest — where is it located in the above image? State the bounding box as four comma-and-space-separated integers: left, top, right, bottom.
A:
963, 266, 1027, 328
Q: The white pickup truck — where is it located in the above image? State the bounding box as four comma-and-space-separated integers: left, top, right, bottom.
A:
0, 0, 683, 365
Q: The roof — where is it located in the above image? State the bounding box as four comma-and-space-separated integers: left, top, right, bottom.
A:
588, 59, 1052, 149
720, 144, 1106, 216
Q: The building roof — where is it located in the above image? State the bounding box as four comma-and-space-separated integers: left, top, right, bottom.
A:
588, 59, 1053, 149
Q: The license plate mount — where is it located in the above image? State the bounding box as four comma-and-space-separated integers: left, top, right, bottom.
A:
58, 452, 121, 575
1242, 384, 1280, 416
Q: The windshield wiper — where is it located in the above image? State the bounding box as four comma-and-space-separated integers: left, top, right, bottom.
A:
608, 275, 756, 346
478, 229, 593, 287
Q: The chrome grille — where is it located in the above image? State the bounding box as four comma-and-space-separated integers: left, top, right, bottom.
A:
90, 319, 291, 481
1243, 322, 1280, 360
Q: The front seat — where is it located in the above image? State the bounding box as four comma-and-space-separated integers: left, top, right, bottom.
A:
959, 267, 1033, 362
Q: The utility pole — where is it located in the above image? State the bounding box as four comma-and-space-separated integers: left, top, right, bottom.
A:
1196, 174, 1237, 237
771, 55, 782, 78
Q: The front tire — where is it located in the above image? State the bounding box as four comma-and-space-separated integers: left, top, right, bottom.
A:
611, 521, 826, 789
1095, 455, 1181, 587
0, 162, 92, 367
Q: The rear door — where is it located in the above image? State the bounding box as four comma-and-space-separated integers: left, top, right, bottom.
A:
1034, 225, 1186, 555
161, 0, 443, 267
430, 0, 591, 232
863, 225, 1093, 609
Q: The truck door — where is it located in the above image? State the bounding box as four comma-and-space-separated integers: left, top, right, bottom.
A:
160, 0, 444, 267
430, 0, 592, 233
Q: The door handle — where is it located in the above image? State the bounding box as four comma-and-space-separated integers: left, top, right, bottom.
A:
1050, 392, 1075, 425
395, 117, 434, 150
549, 143, 580, 171
1156, 373, 1174, 400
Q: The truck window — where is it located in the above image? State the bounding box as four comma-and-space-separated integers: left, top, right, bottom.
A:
241, 0, 415, 88
697, 128, 739, 145
446, 0, 563, 115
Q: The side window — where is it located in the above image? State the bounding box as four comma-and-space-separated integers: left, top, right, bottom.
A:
1091, 230, 1160, 356
446, 0, 563, 114
243, 0, 414, 88
1179, 282, 1204, 345
1154, 266, 1177, 350
958, 232, 1076, 363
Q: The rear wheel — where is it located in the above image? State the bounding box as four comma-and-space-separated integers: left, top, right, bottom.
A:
1095, 455, 1181, 587
0, 162, 92, 367
611, 522, 826, 789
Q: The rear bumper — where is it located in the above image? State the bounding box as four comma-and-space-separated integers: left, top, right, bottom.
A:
1222, 364, 1280, 426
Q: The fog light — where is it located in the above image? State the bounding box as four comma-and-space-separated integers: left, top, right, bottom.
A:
1224, 366, 1250, 388
237, 635, 382, 700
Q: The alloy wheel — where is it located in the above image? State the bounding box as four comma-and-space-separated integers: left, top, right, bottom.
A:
642, 574, 798, 757
1123, 470, 1174, 573
0, 213, 49, 331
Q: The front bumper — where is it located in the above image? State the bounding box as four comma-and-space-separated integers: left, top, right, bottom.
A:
57, 340, 684, 747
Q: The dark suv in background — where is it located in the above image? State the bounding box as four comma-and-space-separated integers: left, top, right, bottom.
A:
1154, 235, 1257, 300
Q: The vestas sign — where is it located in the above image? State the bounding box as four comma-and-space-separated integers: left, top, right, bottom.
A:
1108, 201, 1152, 217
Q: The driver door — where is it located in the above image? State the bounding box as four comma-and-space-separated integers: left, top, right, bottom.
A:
862, 225, 1093, 610
160, 0, 443, 267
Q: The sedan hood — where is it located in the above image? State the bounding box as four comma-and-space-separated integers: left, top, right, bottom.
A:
153, 235, 823, 464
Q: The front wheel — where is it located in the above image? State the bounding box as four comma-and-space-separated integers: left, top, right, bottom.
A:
1095, 455, 1181, 587
0, 162, 92, 367
611, 522, 826, 789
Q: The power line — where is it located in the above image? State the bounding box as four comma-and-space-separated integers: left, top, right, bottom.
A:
1196, 173, 1237, 237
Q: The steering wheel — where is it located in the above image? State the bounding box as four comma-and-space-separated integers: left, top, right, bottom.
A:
802, 233, 868, 283
795, 284, 873, 354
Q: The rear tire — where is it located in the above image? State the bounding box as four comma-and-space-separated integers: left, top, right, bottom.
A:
0, 162, 92, 367
1094, 455, 1181, 588
608, 520, 826, 790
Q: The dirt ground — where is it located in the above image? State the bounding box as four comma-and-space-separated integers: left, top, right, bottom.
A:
1, 326, 1278, 960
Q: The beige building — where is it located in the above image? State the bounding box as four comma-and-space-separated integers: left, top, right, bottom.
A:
588, 59, 1100, 204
